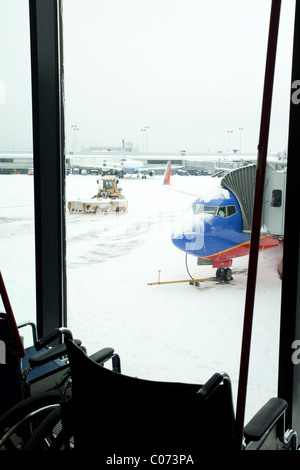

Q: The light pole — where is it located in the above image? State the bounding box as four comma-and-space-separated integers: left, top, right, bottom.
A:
141, 128, 146, 152
145, 126, 150, 152
227, 130, 233, 154
71, 125, 79, 154
239, 128, 244, 154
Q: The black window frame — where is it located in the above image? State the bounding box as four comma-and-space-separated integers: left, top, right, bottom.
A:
29, 0, 67, 338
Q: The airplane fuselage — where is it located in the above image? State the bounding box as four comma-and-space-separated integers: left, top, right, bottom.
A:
171, 187, 279, 269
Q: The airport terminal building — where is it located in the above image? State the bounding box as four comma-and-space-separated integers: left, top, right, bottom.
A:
0, 153, 34, 174
0, 148, 268, 176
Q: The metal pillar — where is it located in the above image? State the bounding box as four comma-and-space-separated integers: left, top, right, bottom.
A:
278, 0, 300, 437
29, 0, 67, 338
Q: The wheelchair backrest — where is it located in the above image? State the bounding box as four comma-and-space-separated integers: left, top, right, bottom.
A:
66, 339, 235, 455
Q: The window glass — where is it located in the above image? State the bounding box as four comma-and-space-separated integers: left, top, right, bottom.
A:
62, 0, 294, 423
192, 204, 217, 215
0, 1, 35, 341
227, 205, 237, 217
217, 207, 226, 217
271, 189, 282, 207
204, 206, 218, 215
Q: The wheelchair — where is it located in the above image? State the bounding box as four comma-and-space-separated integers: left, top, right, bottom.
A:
17, 328, 298, 453
0, 321, 120, 450
66, 331, 298, 453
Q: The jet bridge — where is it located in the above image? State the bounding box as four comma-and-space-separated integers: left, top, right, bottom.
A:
221, 163, 286, 236
221, 164, 256, 232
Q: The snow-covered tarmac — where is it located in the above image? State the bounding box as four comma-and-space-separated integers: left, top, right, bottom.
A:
0, 173, 283, 423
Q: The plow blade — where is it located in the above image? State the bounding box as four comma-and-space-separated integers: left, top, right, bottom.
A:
68, 199, 128, 214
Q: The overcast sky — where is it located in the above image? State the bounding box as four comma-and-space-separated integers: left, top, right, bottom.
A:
0, 0, 296, 154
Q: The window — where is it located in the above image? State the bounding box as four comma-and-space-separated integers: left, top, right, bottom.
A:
271, 189, 282, 207
103, 180, 114, 190
216, 206, 236, 218
0, 1, 35, 332
227, 205, 237, 217
61, 0, 293, 425
192, 205, 218, 215
192, 205, 236, 217
217, 207, 226, 217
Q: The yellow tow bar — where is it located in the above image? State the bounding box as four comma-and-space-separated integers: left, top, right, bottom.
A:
147, 277, 217, 286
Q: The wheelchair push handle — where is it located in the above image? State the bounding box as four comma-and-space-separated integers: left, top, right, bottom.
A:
35, 327, 73, 351
197, 372, 231, 400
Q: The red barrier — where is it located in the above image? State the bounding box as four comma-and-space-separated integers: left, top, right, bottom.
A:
0, 271, 25, 358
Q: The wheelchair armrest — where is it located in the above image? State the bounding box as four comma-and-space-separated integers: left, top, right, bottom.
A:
89, 348, 121, 372
29, 339, 82, 368
244, 397, 287, 442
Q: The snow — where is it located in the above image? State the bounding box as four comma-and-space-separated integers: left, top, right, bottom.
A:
0, 173, 283, 424
199, 186, 231, 203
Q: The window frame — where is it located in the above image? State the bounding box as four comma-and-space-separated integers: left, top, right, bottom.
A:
29, 0, 67, 338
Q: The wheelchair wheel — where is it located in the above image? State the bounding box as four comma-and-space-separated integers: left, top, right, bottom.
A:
0, 391, 62, 450
23, 405, 74, 450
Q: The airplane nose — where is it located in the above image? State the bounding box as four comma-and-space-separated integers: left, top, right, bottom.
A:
171, 233, 188, 252
171, 229, 204, 255
171, 211, 206, 255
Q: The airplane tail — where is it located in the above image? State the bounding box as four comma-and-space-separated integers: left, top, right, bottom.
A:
163, 160, 171, 185
122, 139, 126, 160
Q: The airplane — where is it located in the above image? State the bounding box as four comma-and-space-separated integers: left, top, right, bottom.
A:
163, 160, 285, 281
101, 139, 175, 179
